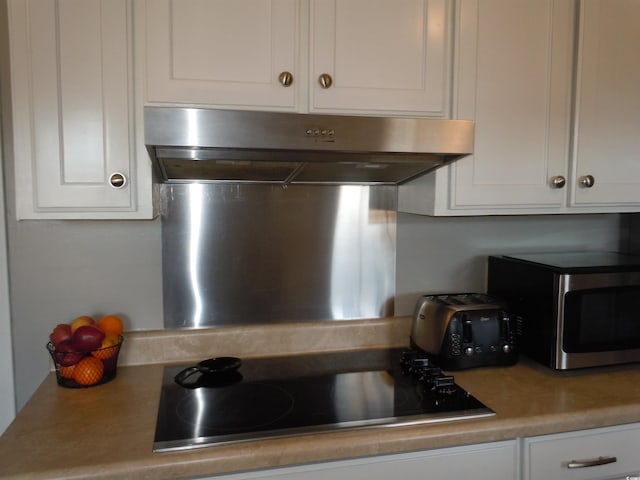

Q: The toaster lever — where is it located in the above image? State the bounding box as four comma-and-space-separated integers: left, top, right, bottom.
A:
500, 313, 511, 337
462, 318, 473, 344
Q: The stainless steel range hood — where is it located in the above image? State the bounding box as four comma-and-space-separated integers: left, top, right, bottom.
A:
144, 107, 474, 185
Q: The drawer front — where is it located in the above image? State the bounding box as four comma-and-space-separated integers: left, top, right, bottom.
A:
524, 423, 640, 480
206, 440, 517, 480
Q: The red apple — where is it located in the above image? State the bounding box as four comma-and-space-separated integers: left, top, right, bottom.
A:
71, 325, 105, 351
49, 323, 72, 347
53, 340, 84, 366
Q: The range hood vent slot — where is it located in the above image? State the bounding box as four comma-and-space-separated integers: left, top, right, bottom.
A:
144, 107, 474, 185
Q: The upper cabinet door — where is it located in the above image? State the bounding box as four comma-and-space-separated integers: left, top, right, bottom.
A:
570, 0, 640, 208
399, 0, 575, 215
448, 0, 574, 211
400, 0, 640, 216
8, 0, 154, 219
145, 0, 300, 110
310, 0, 452, 117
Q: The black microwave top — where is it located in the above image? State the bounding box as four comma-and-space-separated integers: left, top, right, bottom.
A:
494, 251, 640, 273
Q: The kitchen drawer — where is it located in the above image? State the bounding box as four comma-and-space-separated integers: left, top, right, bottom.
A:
523, 423, 640, 480
198, 440, 517, 480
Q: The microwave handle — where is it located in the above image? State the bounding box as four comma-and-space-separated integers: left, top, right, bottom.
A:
566, 455, 617, 469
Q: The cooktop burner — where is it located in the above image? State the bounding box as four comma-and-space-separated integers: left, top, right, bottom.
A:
153, 348, 494, 452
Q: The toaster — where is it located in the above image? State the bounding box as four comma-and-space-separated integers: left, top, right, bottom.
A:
410, 293, 518, 370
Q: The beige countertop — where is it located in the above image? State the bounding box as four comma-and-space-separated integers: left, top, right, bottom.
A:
2, 318, 640, 480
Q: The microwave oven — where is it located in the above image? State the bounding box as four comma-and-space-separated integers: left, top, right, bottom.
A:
487, 252, 640, 370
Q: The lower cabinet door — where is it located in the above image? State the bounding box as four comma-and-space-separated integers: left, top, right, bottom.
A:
523, 423, 640, 480
195, 440, 517, 480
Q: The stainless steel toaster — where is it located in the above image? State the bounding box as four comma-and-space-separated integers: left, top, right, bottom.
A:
410, 293, 518, 370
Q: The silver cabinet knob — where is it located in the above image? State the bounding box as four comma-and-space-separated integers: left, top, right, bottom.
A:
318, 73, 333, 89
579, 174, 595, 188
550, 176, 566, 188
278, 71, 293, 87
109, 172, 127, 189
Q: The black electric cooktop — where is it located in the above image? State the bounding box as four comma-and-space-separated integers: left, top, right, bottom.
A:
153, 348, 494, 452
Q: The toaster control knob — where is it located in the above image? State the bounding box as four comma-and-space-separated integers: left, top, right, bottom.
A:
464, 347, 474, 357
502, 344, 512, 354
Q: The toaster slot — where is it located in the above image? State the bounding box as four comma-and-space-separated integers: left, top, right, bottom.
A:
500, 313, 511, 339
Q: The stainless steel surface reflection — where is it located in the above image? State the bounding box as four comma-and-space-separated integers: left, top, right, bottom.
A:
145, 107, 475, 185
161, 184, 396, 328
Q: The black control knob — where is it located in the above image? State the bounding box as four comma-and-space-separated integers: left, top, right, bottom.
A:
464, 347, 474, 357
434, 375, 455, 388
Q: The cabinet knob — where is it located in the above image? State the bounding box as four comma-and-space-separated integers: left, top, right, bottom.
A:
579, 174, 595, 188
318, 73, 333, 89
550, 176, 566, 188
109, 172, 127, 189
278, 71, 293, 87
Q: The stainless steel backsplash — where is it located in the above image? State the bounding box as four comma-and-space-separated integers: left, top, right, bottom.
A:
161, 184, 397, 328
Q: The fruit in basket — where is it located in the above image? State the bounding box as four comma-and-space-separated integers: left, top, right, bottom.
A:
48, 314, 125, 387
59, 364, 76, 379
91, 333, 120, 360
71, 325, 105, 351
73, 357, 105, 386
70, 315, 96, 334
96, 314, 124, 336
49, 324, 72, 347
53, 340, 85, 366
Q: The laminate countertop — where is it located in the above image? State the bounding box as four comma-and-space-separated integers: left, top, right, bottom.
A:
2, 318, 640, 480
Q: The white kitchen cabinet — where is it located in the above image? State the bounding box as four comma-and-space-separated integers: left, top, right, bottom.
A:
399, 0, 640, 216
523, 423, 640, 480
144, 0, 301, 111
7, 0, 154, 220
309, 0, 451, 116
143, 0, 453, 117
399, 0, 575, 215
569, 0, 640, 209
192, 440, 517, 480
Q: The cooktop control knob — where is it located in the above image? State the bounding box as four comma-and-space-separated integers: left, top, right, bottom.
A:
502, 344, 512, 354
464, 347, 474, 357
434, 375, 455, 388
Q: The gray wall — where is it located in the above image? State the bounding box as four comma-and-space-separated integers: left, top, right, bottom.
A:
7, 218, 162, 408
395, 213, 622, 314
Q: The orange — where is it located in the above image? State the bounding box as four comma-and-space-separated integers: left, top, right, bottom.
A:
91, 333, 120, 360
59, 364, 76, 379
73, 357, 104, 386
70, 315, 95, 334
96, 315, 124, 336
